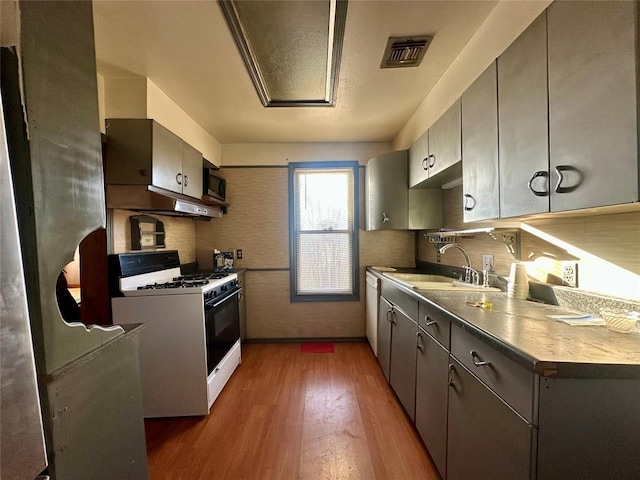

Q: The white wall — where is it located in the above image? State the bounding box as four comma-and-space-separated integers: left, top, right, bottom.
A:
98, 74, 222, 164
222, 142, 392, 167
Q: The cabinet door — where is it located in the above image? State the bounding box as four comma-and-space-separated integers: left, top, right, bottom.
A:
548, 0, 639, 212
499, 12, 550, 218
447, 358, 535, 480
237, 272, 246, 341
365, 150, 408, 230
409, 130, 429, 188
462, 62, 500, 222
428, 99, 461, 178
415, 328, 449, 478
152, 122, 183, 194
181, 141, 203, 199
377, 296, 393, 382
389, 306, 418, 421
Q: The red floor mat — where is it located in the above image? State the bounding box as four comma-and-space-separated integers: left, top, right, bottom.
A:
300, 342, 335, 353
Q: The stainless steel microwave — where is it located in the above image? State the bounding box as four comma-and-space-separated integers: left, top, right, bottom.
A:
203, 168, 226, 202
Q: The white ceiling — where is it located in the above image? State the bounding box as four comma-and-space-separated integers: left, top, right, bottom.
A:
93, 1, 497, 144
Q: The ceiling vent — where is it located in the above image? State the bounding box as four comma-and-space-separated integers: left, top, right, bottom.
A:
380, 36, 432, 69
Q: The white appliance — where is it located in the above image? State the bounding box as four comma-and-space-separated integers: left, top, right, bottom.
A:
365, 272, 380, 356
110, 251, 242, 417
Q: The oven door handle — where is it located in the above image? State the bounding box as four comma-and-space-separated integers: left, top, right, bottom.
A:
205, 287, 242, 309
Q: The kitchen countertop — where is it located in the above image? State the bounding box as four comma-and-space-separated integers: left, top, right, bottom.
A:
368, 267, 640, 378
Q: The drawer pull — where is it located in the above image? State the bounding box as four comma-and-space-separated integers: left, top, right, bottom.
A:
424, 316, 437, 327
470, 350, 492, 367
416, 332, 424, 351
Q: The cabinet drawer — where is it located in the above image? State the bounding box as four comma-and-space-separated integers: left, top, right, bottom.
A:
381, 280, 418, 319
418, 300, 451, 349
451, 324, 535, 422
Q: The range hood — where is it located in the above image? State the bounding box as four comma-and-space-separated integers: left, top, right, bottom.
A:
106, 184, 223, 219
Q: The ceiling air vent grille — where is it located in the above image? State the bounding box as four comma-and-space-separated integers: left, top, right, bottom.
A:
380, 36, 432, 69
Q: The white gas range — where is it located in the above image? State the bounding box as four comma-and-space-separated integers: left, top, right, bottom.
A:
110, 251, 242, 417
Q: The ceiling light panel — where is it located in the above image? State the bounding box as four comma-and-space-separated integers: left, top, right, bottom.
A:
219, 0, 348, 107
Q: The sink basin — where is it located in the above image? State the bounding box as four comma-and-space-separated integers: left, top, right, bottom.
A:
382, 272, 501, 292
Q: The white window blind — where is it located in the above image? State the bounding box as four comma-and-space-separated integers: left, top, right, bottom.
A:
290, 163, 358, 300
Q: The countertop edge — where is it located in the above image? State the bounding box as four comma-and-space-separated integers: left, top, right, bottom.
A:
367, 266, 640, 379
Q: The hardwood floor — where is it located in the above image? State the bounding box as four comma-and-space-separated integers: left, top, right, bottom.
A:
144, 342, 441, 480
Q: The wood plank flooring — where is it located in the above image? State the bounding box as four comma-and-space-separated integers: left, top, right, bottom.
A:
144, 342, 441, 480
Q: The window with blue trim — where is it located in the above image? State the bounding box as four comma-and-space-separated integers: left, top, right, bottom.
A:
289, 162, 359, 302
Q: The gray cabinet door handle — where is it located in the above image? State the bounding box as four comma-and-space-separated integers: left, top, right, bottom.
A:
528, 170, 549, 196
416, 332, 424, 351
382, 212, 390, 223
470, 350, 492, 367
463, 194, 476, 211
422, 157, 429, 170
176, 173, 182, 185
183, 174, 189, 187
386, 309, 393, 323
448, 363, 456, 388
554, 165, 581, 194
428, 154, 436, 169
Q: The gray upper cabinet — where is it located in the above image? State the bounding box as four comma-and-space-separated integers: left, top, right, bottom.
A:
180, 141, 205, 199
429, 99, 462, 179
366, 150, 442, 231
366, 150, 409, 230
105, 119, 204, 200
462, 61, 499, 222
498, 12, 550, 218
409, 100, 462, 188
547, 0, 639, 212
408, 130, 429, 187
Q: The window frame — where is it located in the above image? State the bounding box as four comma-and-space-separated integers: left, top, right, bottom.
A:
288, 161, 360, 303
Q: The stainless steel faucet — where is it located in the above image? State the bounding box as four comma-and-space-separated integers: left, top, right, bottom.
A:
438, 243, 480, 284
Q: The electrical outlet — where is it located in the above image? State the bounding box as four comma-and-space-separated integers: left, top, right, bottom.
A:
236, 249, 243, 259
482, 254, 494, 272
562, 262, 578, 287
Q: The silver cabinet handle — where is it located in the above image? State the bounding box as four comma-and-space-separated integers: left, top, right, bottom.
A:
463, 194, 476, 211
183, 174, 189, 187
421, 157, 429, 170
448, 363, 456, 387
528, 170, 549, 197
428, 154, 436, 169
424, 316, 437, 327
470, 350, 491, 367
554, 165, 581, 194
416, 332, 424, 351
382, 212, 390, 223
176, 173, 182, 185
386, 309, 393, 323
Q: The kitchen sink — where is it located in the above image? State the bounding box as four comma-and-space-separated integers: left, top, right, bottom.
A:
382, 272, 501, 292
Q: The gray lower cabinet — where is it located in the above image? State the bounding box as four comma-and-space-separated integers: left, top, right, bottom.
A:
415, 326, 449, 478
447, 357, 535, 480
461, 61, 500, 222
377, 296, 393, 382
547, 0, 639, 211
498, 11, 549, 218
389, 306, 418, 421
